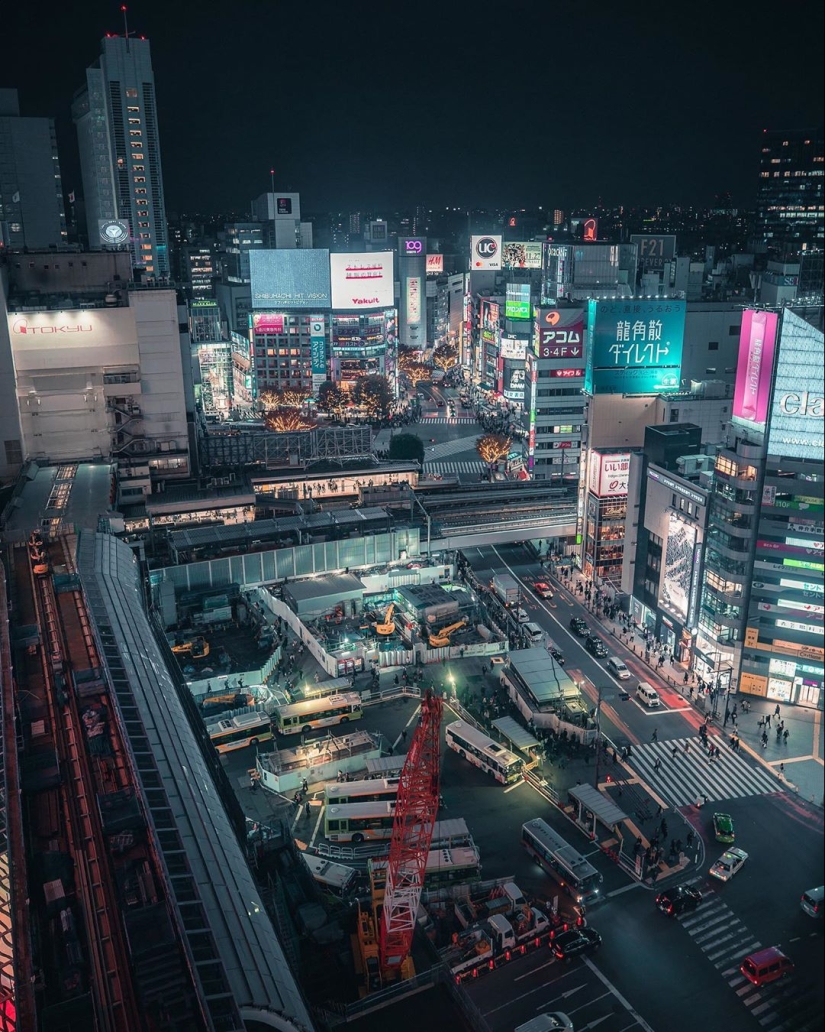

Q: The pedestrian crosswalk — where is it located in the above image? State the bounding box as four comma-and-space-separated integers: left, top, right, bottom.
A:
423, 461, 487, 476
677, 877, 814, 1031
626, 737, 783, 808
419, 416, 477, 424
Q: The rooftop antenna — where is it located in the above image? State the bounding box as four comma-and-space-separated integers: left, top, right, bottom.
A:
270, 168, 276, 197
121, 4, 133, 42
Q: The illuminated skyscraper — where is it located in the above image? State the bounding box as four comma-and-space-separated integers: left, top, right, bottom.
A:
72, 34, 170, 277
755, 129, 824, 254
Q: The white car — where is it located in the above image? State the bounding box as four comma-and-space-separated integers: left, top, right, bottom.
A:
607, 657, 631, 680
709, 846, 749, 882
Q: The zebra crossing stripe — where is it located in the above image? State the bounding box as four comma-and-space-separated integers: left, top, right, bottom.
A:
419, 416, 477, 424
424, 461, 487, 475
626, 737, 783, 807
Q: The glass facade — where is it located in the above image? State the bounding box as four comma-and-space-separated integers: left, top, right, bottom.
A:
755, 129, 824, 254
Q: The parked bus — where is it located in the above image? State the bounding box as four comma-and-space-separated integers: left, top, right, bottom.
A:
445, 720, 524, 784
521, 818, 603, 905
300, 853, 360, 897
324, 801, 397, 843
324, 777, 399, 807
273, 692, 363, 736
206, 707, 273, 754
368, 846, 481, 890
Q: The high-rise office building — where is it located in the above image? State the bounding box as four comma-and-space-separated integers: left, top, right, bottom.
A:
0, 88, 67, 251
72, 35, 170, 277
755, 129, 824, 254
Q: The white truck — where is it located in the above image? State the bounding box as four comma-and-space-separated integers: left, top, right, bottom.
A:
442, 909, 550, 977
491, 573, 520, 607
454, 880, 526, 928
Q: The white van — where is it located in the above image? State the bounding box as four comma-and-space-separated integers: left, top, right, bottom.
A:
524, 622, 544, 644
637, 682, 661, 708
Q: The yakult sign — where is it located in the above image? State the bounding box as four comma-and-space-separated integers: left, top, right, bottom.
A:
330, 252, 394, 310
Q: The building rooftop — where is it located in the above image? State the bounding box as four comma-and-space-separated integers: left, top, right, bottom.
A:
284, 573, 364, 602
2, 462, 114, 540
507, 648, 578, 706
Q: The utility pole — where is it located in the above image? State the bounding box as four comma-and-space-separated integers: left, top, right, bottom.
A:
593, 682, 603, 789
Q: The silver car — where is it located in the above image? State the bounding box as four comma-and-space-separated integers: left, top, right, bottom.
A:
607, 656, 631, 680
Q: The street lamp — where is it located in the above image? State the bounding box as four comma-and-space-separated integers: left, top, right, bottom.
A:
592, 682, 604, 789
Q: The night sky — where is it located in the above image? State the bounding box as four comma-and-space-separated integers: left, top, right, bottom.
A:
5, 0, 824, 214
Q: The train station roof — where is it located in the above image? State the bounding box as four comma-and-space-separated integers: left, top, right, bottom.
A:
491, 716, 540, 753
78, 532, 314, 1032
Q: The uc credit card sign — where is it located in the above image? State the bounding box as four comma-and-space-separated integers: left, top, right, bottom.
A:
586, 298, 685, 394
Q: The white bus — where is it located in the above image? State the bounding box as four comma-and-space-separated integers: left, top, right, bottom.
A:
300, 853, 360, 897
273, 692, 363, 735
206, 708, 273, 754
445, 720, 524, 784
324, 801, 397, 843
368, 846, 481, 889
324, 777, 399, 807
522, 818, 603, 905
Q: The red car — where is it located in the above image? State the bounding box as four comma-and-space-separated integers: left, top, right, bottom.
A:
533, 581, 554, 599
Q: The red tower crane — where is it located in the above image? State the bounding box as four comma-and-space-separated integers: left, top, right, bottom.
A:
379, 689, 444, 973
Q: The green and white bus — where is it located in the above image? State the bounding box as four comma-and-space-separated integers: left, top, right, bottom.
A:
445, 720, 524, 784
324, 777, 399, 807
324, 801, 397, 843
273, 692, 363, 735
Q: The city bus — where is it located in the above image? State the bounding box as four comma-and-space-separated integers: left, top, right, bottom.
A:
521, 818, 603, 905
273, 692, 363, 736
206, 708, 273, 754
445, 720, 524, 784
368, 846, 481, 890
324, 801, 397, 843
300, 853, 360, 897
324, 777, 399, 807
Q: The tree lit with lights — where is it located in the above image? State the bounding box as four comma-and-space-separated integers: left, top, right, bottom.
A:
476, 433, 511, 473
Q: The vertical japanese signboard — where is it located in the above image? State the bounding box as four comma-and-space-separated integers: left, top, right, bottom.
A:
310, 316, 327, 392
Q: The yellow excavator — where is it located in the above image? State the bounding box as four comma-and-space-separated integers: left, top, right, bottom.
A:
172, 636, 210, 660
373, 604, 396, 636
428, 619, 466, 648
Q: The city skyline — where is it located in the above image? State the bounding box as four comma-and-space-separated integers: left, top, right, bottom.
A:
3, 0, 824, 215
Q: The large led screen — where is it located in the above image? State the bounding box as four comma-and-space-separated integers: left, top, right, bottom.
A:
661, 512, 696, 624
330, 252, 394, 310
250, 249, 331, 309
767, 310, 825, 462
502, 241, 543, 269
586, 298, 685, 394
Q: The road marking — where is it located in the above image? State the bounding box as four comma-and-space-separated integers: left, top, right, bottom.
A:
499, 776, 526, 792
514, 958, 557, 981
309, 803, 325, 849
583, 958, 657, 1032
606, 882, 642, 899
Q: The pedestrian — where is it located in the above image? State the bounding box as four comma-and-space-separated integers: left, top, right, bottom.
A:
401, 729, 407, 742
783, 729, 789, 744
774, 704, 780, 719
761, 732, 768, 748
656, 804, 663, 818
779, 763, 785, 778
758, 717, 764, 730
765, 714, 771, 729
660, 819, 668, 838
304, 801, 311, 818
686, 829, 695, 847
683, 671, 689, 685
672, 745, 678, 759
302, 778, 308, 793
654, 758, 661, 773
683, 741, 690, 754
651, 728, 658, 742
